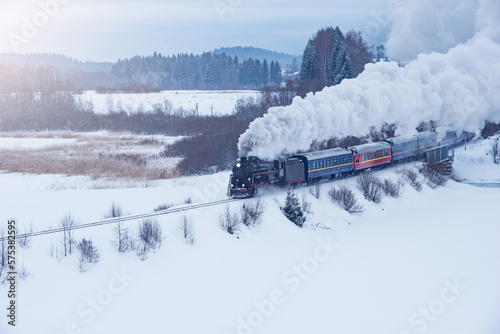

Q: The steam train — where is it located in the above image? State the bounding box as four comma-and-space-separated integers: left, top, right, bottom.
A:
228, 130, 475, 198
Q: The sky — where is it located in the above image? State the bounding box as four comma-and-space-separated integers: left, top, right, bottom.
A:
0, 0, 394, 62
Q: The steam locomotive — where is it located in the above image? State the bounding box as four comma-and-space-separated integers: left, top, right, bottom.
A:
228, 130, 474, 198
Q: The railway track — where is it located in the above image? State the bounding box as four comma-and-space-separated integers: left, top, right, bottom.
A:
0, 198, 238, 242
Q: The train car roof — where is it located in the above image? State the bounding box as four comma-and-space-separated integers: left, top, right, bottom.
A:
414, 130, 437, 139
293, 147, 352, 161
348, 141, 391, 154
384, 135, 418, 145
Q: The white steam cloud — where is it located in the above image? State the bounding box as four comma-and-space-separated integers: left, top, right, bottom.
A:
238, 0, 500, 160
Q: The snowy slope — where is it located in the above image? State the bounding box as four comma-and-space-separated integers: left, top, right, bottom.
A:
0, 137, 499, 334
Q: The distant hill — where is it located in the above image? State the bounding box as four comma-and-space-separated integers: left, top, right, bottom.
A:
0, 53, 113, 72
213, 46, 301, 67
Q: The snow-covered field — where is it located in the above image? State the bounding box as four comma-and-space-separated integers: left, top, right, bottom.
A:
0, 136, 499, 334
78, 90, 260, 115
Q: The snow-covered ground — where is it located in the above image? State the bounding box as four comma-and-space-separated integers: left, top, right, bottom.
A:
78, 90, 260, 115
0, 136, 499, 334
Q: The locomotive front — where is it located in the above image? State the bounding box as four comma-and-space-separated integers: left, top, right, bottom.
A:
228, 156, 276, 198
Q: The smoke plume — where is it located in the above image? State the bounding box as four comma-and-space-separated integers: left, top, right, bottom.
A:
238, 0, 500, 160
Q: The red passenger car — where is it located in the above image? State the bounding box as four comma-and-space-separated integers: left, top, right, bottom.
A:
349, 142, 392, 171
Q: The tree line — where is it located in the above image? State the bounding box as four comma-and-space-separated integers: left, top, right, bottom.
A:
111, 52, 283, 90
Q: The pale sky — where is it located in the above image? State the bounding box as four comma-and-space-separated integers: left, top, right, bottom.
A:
0, 0, 394, 62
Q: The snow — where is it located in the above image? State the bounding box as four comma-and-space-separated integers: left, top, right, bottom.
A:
0, 135, 499, 334
78, 90, 260, 115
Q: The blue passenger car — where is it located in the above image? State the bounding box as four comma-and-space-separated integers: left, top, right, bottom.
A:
292, 148, 354, 182
384, 136, 419, 162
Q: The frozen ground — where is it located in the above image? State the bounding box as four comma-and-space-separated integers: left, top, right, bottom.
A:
78, 90, 260, 115
0, 136, 499, 334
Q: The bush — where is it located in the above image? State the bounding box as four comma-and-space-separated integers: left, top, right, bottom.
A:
382, 179, 402, 198
356, 173, 384, 203
309, 183, 321, 199
328, 185, 364, 214
281, 191, 305, 228
138, 218, 162, 254
419, 165, 448, 189
154, 203, 173, 212
241, 197, 267, 227
397, 168, 423, 192
219, 206, 242, 235
77, 238, 100, 272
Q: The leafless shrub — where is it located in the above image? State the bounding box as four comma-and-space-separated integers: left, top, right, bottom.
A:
356, 173, 384, 203
448, 173, 463, 183
104, 202, 123, 219
154, 203, 173, 212
309, 183, 321, 199
382, 179, 402, 198
49, 241, 63, 263
328, 185, 364, 214
491, 138, 499, 164
77, 238, 100, 272
397, 168, 423, 192
18, 223, 34, 248
301, 194, 312, 215
178, 215, 195, 245
419, 165, 448, 189
138, 218, 162, 255
184, 197, 193, 204
219, 206, 242, 235
241, 197, 267, 227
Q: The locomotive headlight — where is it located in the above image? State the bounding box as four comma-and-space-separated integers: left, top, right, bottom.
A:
236, 162, 241, 168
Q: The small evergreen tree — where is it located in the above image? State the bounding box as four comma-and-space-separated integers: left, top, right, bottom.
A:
282, 191, 305, 228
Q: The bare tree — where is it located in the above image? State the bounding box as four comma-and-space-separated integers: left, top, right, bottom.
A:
313, 27, 335, 85
59, 213, 77, 256
105, 203, 130, 253
178, 215, 195, 245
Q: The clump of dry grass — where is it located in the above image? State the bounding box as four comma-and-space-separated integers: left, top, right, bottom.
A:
0, 132, 179, 180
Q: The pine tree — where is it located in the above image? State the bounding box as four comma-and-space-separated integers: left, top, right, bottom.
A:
329, 27, 353, 85
282, 191, 305, 228
262, 59, 269, 85
299, 39, 319, 81
270, 61, 282, 85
